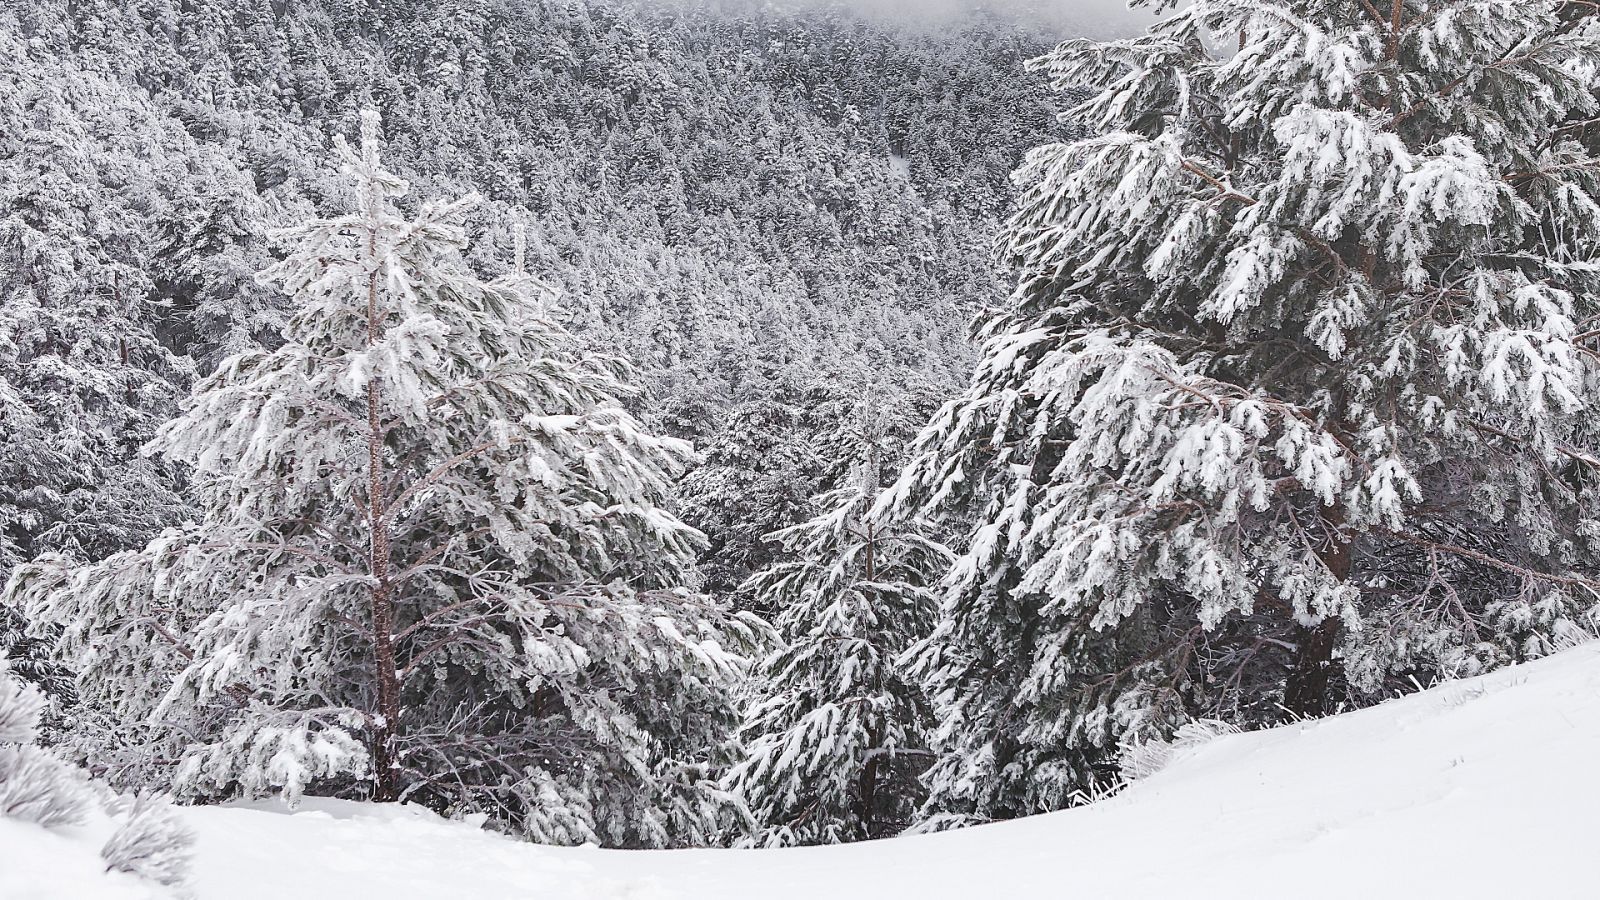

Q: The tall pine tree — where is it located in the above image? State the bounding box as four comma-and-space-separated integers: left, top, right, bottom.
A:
9, 111, 761, 847
881, 0, 1600, 825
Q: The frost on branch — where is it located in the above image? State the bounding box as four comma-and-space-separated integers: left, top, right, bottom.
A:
101, 793, 195, 890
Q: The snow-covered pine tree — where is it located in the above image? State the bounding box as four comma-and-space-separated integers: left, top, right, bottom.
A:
728, 401, 950, 845
681, 390, 822, 603
880, 0, 1600, 824
0, 41, 194, 714
9, 110, 761, 848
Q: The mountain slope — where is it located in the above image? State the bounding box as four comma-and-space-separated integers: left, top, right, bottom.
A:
0, 0, 1070, 609
13, 639, 1589, 898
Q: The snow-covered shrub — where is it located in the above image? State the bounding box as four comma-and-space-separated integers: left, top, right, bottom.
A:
0, 658, 194, 893
0, 661, 87, 829
1119, 721, 1242, 784
101, 793, 194, 889
0, 743, 88, 828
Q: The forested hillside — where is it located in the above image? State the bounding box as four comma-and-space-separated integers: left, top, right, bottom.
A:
0, 0, 1079, 852
5, 0, 1598, 882
0, 0, 1067, 598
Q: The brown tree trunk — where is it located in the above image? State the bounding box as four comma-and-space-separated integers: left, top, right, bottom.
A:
364, 264, 402, 803
1283, 617, 1342, 718
856, 740, 879, 840
864, 522, 876, 583
1283, 503, 1352, 719
856, 527, 879, 838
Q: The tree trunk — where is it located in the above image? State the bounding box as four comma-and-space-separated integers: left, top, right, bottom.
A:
364, 264, 402, 803
1283, 617, 1342, 718
864, 522, 876, 583
1283, 503, 1352, 719
856, 745, 880, 840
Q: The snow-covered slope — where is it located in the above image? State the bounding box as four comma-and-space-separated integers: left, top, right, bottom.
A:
14, 642, 1600, 898
1, 805, 167, 900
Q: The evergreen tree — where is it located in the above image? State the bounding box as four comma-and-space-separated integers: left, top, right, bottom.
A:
728, 404, 950, 845
681, 392, 821, 602
881, 0, 1600, 825
10, 111, 761, 847
0, 50, 196, 711
1, 3, 1062, 682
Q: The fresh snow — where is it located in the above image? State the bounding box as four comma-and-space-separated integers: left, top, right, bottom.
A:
1, 806, 166, 900
18, 641, 1600, 898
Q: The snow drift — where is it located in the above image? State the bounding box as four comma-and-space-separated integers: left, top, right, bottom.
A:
10, 641, 1599, 899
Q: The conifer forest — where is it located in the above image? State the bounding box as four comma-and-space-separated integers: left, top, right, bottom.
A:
2, 1, 1599, 897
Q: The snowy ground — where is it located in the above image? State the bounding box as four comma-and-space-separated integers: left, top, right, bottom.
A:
11, 642, 1600, 899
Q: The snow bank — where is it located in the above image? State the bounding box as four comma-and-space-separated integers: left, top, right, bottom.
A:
1, 807, 167, 900
15, 642, 1600, 898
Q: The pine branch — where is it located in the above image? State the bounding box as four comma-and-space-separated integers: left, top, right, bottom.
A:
392, 592, 500, 643
1355, 0, 1390, 30
123, 617, 254, 708
1178, 159, 1257, 206
385, 437, 525, 524
1374, 528, 1600, 594
1463, 418, 1600, 472
424, 371, 524, 410
392, 527, 493, 586
1388, 39, 1567, 129
192, 540, 357, 576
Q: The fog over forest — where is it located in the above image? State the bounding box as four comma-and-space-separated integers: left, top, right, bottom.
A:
646, 0, 1169, 35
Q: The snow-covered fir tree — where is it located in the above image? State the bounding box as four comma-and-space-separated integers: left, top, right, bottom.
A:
680, 373, 950, 607
9, 111, 762, 848
680, 388, 826, 603
728, 403, 950, 845
880, 0, 1600, 825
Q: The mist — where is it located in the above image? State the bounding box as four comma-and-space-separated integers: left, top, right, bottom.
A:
804, 0, 1167, 37
634, 0, 1170, 39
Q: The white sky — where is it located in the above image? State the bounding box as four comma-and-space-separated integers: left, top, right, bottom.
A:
645, 0, 1171, 38
839, 0, 1167, 35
